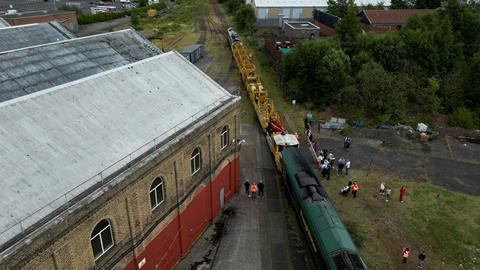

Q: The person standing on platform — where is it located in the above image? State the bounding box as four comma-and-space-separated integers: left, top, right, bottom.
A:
400, 186, 408, 203
250, 182, 258, 199
258, 181, 265, 198
244, 179, 250, 197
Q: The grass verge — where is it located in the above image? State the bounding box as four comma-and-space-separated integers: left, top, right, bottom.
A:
323, 170, 480, 269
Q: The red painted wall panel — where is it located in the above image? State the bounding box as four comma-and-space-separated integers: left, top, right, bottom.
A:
179, 185, 210, 256
124, 157, 239, 270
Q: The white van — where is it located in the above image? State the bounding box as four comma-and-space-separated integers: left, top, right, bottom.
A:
120, 0, 131, 3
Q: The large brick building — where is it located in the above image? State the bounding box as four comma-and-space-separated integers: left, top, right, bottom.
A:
0, 39, 240, 269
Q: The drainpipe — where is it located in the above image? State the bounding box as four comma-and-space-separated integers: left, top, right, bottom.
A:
208, 134, 214, 221
174, 161, 183, 254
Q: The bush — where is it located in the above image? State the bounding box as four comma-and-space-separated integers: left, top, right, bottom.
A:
448, 107, 478, 129
340, 127, 353, 136
235, 5, 256, 33
59, 5, 83, 15
78, 12, 127, 25
130, 2, 167, 16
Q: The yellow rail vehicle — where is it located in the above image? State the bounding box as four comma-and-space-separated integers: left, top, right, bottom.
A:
227, 27, 299, 170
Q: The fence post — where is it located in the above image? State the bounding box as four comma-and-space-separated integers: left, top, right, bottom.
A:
65, 194, 69, 208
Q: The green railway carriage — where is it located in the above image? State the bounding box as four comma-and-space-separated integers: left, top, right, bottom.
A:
281, 148, 368, 270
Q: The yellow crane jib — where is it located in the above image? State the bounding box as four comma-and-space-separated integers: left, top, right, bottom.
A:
227, 27, 299, 171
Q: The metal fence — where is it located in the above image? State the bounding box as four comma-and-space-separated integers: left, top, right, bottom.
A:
0, 96, 231, 249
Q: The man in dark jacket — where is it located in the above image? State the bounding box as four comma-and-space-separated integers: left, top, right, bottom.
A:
258, 181, 265, 198
244, 179, 250, 197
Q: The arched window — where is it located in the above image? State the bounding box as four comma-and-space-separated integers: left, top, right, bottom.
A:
90, 219, 114, 260
150, 177, 165, 210
191, 147, 202, 175
221, 126, 229, 149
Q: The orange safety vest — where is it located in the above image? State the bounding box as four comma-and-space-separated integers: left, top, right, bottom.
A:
403, 250, 410, 258
251, 184, 258, 193
352, 184, 359, 191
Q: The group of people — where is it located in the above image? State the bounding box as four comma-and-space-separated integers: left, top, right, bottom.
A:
402, 248, 427, 269
317, 150, 351, 181
243, 179, 265, 199
379, 183, 408, 203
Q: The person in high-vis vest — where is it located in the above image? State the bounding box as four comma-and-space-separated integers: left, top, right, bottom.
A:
402, 247, 410, 264
352, 181, 359, 198
250, 182, 258, 199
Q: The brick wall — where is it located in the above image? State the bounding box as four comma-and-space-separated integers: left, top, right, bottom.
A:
4, 11, 78, 32
1, 100, 240, 270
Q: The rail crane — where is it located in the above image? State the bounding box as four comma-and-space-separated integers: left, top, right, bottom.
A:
227, 27, 299, 171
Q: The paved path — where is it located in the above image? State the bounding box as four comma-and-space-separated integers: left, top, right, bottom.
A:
213, 122, 311, 270
174, 123, 312, 270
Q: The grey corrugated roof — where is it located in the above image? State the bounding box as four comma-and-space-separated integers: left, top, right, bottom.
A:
0, 17, 9, 28
0, 22, 72, 52
0, 51, 237, 247
181, 44, 203, 53
0, 29, 162, 103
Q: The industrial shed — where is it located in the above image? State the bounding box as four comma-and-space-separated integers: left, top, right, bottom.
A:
0, 29, 161, 102
0, 51, 241, 270
251, 0, 391, 27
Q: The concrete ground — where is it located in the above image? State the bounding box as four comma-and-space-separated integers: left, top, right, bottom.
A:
314, 129, 480, 196
174, 122, 313, 270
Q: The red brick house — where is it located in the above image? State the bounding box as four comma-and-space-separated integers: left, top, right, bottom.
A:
358, 9, 435, 33
1, 10, 78, 32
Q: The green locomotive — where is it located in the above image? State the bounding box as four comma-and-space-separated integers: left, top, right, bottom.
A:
281, 147, 368, 270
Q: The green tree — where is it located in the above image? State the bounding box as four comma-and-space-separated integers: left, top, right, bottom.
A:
438, 73, 465, 112
441, 0, 480, 57
335, 4, 362, 55
371, 32, 405, 72
401, 14, 464, 75
226, 0, 243, 14
136, 0, 148, 7
282, 40, 340, 102
327, 0, 356, 18
235, 5, 256, 33
414, 0, 441, 8
355, 62, 407, 122
448, 107, 478, 129
351, 50, 373, 74
316, 48, 352, 104
464, 52, 480, 107
390, 0, 412, 9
